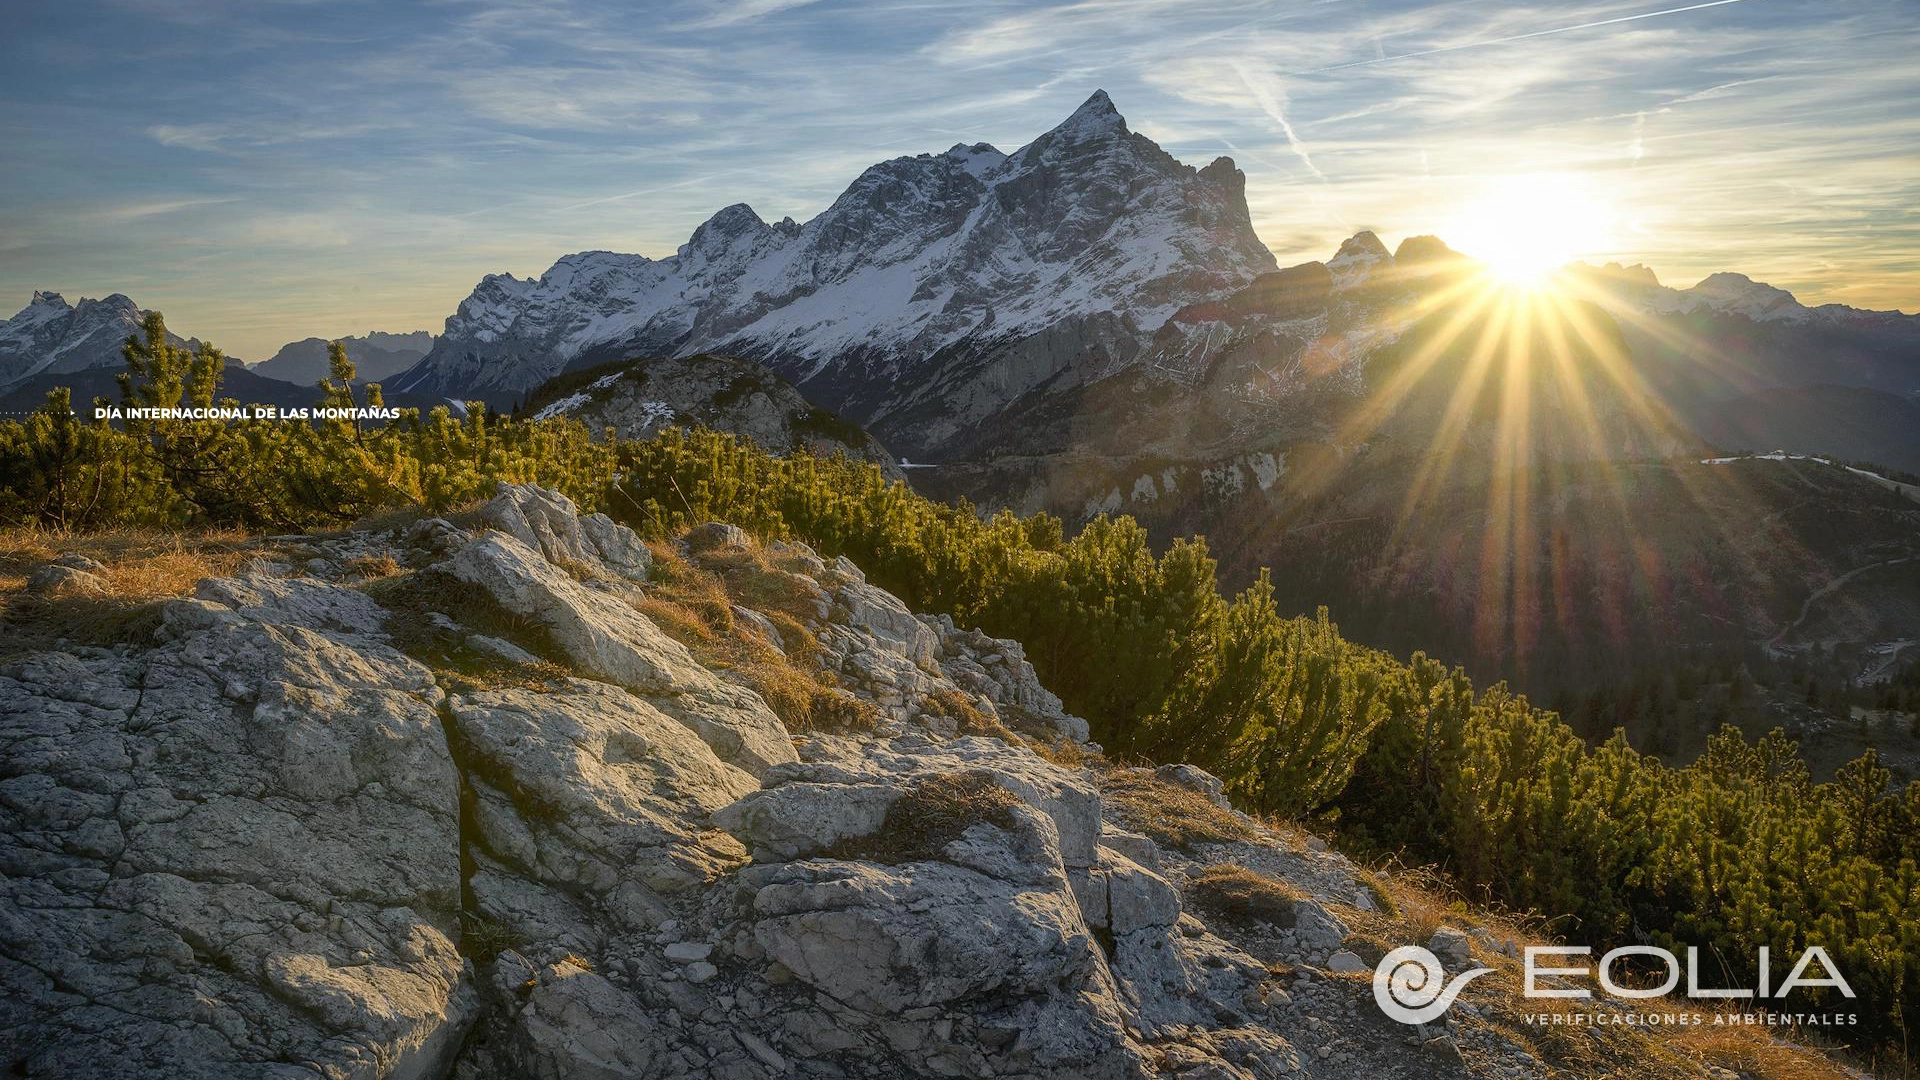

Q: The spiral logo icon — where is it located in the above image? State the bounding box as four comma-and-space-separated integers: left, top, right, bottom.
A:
1372, 945, 1491, 1025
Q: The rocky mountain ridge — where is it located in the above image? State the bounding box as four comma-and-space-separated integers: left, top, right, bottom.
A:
1569, 262, 1920, 328
388, 91, 1916, 467
388, 90, 1276, 449
517, 354, 904, 478
1, 482, 1691, 1080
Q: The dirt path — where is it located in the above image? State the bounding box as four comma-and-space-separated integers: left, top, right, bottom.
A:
1769, 555, 1918, 654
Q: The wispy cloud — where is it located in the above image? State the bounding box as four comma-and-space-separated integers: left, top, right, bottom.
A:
93, 196, 243, 222
1, 0, 1915, 357
1229, 60, 1326, 181
1294, 0, 1765, 74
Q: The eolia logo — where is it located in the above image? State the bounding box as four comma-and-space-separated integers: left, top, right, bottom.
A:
1372, 944, 1854, 1025
1373, 946, 1492, 1024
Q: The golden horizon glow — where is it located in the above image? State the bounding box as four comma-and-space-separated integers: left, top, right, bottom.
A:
1441, 175, 1620, 287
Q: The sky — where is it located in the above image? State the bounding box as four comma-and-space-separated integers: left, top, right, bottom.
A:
1, 0, 1916, 359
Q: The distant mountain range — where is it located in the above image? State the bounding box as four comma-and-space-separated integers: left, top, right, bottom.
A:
9, 91, 1912, 472
250, 330, 434, 385
0, 294, 436, 408
387, 89, 1277, 446
378, 90, 1916, 472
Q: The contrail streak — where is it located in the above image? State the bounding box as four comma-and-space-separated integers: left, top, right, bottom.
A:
1297, 0, 1762, 74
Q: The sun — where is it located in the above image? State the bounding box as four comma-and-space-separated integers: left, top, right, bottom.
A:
1443, 174, 1617, 287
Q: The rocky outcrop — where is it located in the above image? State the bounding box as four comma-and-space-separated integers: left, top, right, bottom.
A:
475, 482, 652, 582
519, 354, 905, 480
2, 486, 1579, 1079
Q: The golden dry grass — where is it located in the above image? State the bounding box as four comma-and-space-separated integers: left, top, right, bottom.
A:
0, 526, 252, 592
637, 542, 879, 735
1185, 863, 1308, 928
922, 686, 1020, 741
1096, 766, 1256, 851
1027, 735, 1099, 768
363, 568, 574, 692
343, 496, 491, 538
829, 771, 1022, 865
0, 526, 256, 654
681, 537, 829, 625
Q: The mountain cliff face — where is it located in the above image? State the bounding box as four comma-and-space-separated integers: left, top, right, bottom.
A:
252, 330, 434, 385
0, 291, 195, 387
391, 91, 1275, 450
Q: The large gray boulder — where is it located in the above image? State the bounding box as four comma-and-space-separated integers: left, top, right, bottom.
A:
449, 679, 759, 936
714, 733, 1102, 869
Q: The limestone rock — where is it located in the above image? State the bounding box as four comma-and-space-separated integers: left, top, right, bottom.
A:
1155, 762, 1231, 808
0, 579, 473, 1079
448, 679, 757, 932
1326, 950, 1368, 974
715, 733, 1101, 869
442, 532, 795, 776
480, 481, 651, 581
1428, 925, 1474, 969
682, 521, 750, 551
25, 562, 108, 596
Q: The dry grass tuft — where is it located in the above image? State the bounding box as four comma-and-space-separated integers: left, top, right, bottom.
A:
457, 914, 525, 964
682, 537, 827, 625
343, 553, 403, 580
922, 687, 1019, 741
831, 772, 1022, 865
1185, 864, 1306, 928
1098, 767, 1255, 851
1027, 736, 1097, 768
804, 690, 886, 736
364, 568, 573, 691
635, 543, 874, 734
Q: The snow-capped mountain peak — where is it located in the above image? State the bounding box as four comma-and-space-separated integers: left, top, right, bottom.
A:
1327, 231, 1393, 291
1029, 88, 1126, 146
391, 90, 1277, 450
0, 291, 181, 387
1687, 271, 1807, 321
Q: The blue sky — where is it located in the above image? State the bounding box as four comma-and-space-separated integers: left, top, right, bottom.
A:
2, 0, 1916, 358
